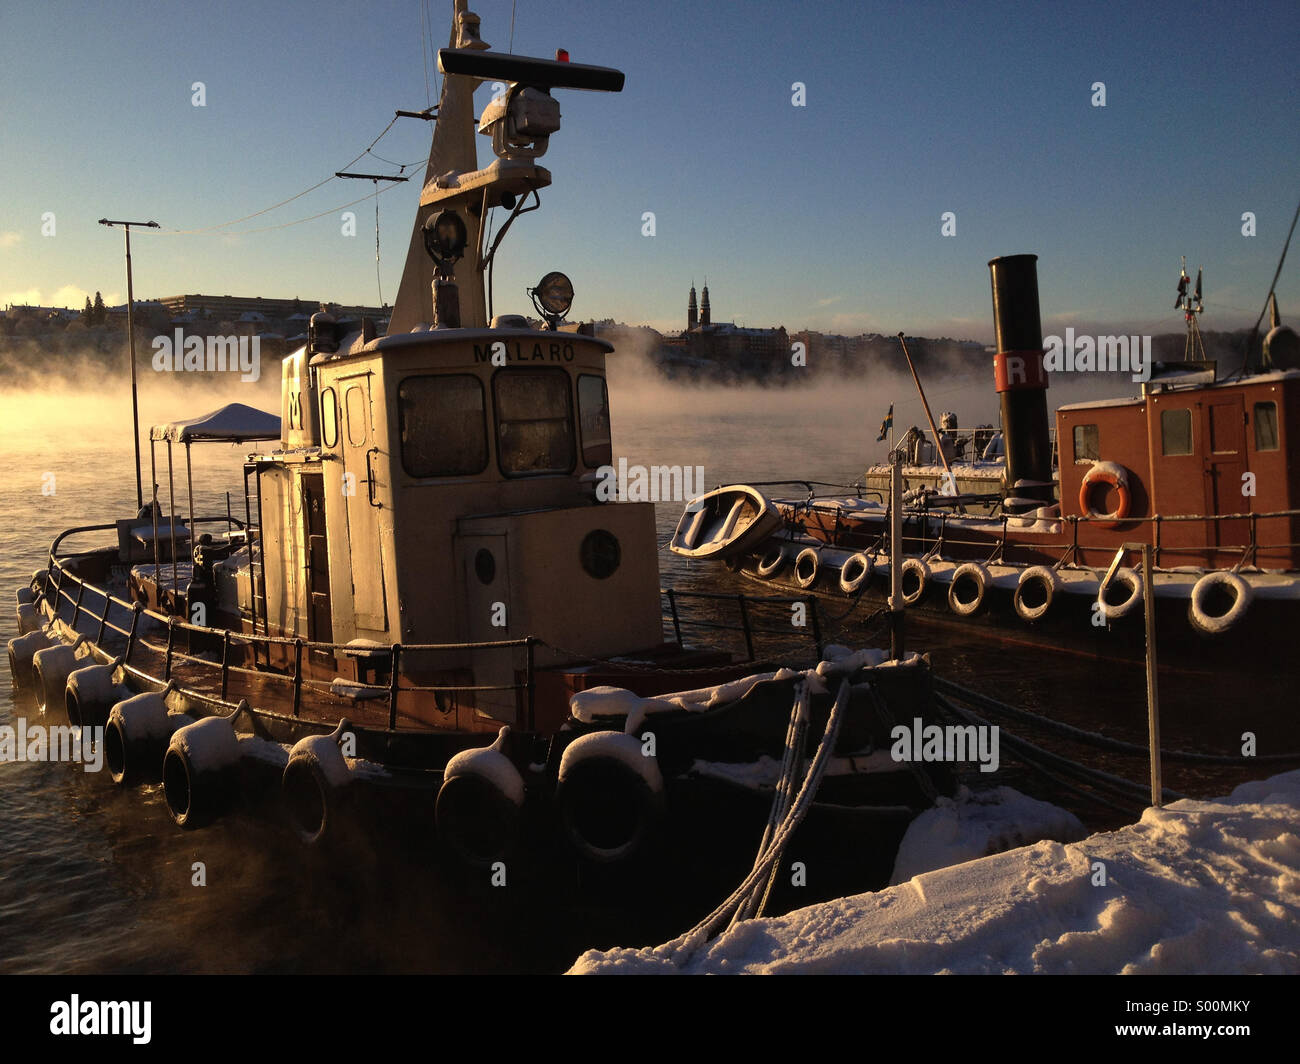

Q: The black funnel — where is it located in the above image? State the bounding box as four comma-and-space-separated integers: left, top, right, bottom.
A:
989, 254, 1053, 510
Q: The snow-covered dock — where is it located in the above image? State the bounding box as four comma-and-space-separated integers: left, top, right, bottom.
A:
569, 771, 1300, 975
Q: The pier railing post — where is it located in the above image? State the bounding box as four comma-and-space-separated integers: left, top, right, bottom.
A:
665, 588, 683, 645
292, 637, 304, 718
525, 638, 536, 731
737, 594, 755, 661
220, 630, 231, 701
1140, 543, 1162, 807
888, 449, 905, 660
165, 617, 175, 680
125, 602, 142, 665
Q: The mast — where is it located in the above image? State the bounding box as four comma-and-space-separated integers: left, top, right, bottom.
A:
1175, 256, 1207, 361
388, 1, 489, 334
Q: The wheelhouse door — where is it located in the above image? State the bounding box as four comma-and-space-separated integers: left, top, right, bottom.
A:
301, 471, 333, 662
340, 373, 389, 633
1204, 396, 1248, 555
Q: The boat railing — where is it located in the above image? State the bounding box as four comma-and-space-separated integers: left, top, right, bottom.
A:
882, 507, 1300, 571
661, 587, 825, 662
43, 528, 828, 734
44, 525, 538, 732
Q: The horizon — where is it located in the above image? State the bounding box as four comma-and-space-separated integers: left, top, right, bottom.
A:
2, 0, 1298, 344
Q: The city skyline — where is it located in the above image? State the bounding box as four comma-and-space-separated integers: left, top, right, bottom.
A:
2, 0, 1297, 343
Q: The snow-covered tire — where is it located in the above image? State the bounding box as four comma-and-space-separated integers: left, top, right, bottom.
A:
756, 546, 786, 578
900, 557, 930, 606
436, 729, 525, 866
557, 732, 663, 864
794, 548, 821, 589
1097, 567, 1143, 622
839, 553, 873, 595
1014, 565, 1059, 622
947, 562, 989, 617
1188, 571, 1251, 635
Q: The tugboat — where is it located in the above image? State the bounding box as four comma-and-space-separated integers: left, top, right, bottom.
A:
7, 1, 963, 901
672, 254, 1300, 670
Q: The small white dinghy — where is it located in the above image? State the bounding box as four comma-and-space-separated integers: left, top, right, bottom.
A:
670, 485, 783, 559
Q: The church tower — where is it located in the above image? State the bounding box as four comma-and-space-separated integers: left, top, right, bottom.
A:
701, 283, 711, 327
688, 284, 698, 330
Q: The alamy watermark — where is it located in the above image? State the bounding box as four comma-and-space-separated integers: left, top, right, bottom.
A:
151, 330, 261, 382
890, 717, 1000, 773
594, 458, 705, 503
50, 996, 150, 1044
0, 720, 104, 772
1044, 329, 1151, 383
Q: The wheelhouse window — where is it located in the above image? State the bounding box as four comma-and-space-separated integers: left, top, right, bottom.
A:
494, 369, 576, 476
577, 374, 612, 468
320, 387, 338, 448
1254, 401, 1279, 451
1160, 409, 1193, 456
345, 385, 368, 446
1072, 424, 1099, 462
398, 374, 488, 477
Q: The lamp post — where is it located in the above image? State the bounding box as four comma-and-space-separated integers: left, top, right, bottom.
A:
98, 217, 159, 512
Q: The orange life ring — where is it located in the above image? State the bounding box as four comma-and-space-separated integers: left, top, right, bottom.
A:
1079, 465, 1131, 529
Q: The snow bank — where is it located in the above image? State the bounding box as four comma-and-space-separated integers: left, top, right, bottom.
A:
569, 770, 1300, 975
889, 786, 1086, 883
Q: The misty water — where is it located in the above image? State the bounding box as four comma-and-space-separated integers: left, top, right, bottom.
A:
0, 359, 1277, 973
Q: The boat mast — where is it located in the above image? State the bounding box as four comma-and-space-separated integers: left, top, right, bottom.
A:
1175, 256, 1207, 361
388, 0, 489, 333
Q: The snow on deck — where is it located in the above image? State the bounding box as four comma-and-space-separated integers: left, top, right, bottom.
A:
568, 770, 1300, 975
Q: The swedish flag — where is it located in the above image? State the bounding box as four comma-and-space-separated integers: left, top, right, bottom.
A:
875, 403, 893, 442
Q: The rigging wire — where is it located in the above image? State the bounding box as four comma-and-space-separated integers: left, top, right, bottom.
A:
157, 116, 402, 235
374, 183, 384, 307
419, 0, 432, 109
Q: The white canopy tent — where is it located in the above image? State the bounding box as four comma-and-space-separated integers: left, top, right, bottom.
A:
143, 403, 281, 592
149, 402, 282, 444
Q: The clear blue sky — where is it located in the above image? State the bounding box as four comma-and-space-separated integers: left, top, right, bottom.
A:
1, 0, 1296, 340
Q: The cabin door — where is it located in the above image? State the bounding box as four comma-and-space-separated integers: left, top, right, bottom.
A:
301, 472, 333, 660
340, 373, 389, 632
462, 534, 518, 725
1203, 397, 1248, 553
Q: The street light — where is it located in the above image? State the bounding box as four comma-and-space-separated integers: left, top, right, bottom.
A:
98, 217, 159, 512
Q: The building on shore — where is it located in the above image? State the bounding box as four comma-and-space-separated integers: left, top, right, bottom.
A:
659, 283, 790, 377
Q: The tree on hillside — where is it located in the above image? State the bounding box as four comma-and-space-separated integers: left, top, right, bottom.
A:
92, 291, 105, 326
82, 296, 93, 320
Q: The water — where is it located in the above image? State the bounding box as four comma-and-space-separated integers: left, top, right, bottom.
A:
0, 370, 1285, 973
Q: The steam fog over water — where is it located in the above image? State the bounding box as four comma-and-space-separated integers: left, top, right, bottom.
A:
0, 358, 1273, 972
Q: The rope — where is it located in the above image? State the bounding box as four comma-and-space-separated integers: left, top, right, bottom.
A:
731, 681, 809, 926
935, 677, 1300, 764
663, 677, 850, 968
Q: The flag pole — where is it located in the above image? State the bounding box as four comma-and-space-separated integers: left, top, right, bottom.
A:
99, 217, 160, 513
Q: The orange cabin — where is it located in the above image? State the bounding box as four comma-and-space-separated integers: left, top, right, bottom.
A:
1055, 366, 1300, 569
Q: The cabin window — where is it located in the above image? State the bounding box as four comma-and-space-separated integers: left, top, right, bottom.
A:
1254, 401, 1279, 451
578, 374, 612, 468
1072, 424, 1099, 462
494, 369, 576, 476
1160, 409, 1193, 455
345, 385, 368, 447
320, 387, 338, 448
398, 374, 488, 477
